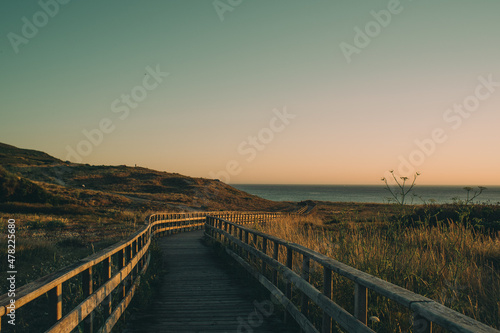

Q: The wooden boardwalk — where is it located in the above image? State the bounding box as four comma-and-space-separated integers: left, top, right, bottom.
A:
124, 230, 292, 333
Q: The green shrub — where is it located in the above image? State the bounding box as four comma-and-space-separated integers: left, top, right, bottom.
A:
395, 203, 500, 231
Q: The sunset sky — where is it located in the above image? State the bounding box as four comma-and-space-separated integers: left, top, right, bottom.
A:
1, 0, 499, 185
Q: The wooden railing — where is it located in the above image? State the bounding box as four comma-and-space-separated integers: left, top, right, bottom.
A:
204, 216, 499, 333
295, 205, 309, 215
0, 211, 282, 332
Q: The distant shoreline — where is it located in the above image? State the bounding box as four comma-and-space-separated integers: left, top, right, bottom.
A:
232, 184, 500, 205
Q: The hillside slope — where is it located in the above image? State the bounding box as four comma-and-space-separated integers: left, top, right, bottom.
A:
0, 143, 293, 212
0, 166, 56, 204
0, 142, 61, 166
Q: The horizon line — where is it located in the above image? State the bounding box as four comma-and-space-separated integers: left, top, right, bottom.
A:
230, 183, 500, 187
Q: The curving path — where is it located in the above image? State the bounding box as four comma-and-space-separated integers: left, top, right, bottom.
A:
124, 230, 292, 333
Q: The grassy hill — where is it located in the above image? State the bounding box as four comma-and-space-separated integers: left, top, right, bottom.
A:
0, 142, 296, 293
0, 142, 62, 166
0, 166, 56, 204
0, 143, 294, 212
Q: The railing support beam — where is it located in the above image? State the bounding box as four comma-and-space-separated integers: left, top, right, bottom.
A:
413, 313, 433, 333
354, 283, 367, 325
103, 257, 112, 316
261, 238, 267, 276
284, 246, 293, 324
301, 256, 310, 317
322, 268, 332, 333
48, 284, 62, 325
83, 267, 94, 333
272, 242, 279, 285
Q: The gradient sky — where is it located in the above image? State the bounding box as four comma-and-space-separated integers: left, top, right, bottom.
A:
1, 0, 499, 185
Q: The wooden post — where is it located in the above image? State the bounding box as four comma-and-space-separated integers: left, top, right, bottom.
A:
214, 220, 224, 243
322, 268, 332, 333
244, 230, 249, 259
103, 257, 112, 316
128, 244, 134, 292
48, 284, 62, 324
354, 283, 368, 325
272, 242, 279, 285
261, 238, 267, 275
118, 249, 126, 298
301, 256, 310, 317
225, 222, 229, 246
83, 267, 93, 333
229, 224, 233, 247
138, 238, 143, 270
212, 217, 216, 239
205, 216, 209, 237
285, 247, 293, 323
237, 228, 243, 255
134, 240, 139, 274
413, 313, 433, 333
220, 220, 224, 245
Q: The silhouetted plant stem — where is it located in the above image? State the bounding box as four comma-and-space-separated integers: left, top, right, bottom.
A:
381, 170, 420, 206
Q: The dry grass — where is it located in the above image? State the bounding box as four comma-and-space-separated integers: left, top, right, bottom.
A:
255, 215, 500, 331
0, 211, 143, 293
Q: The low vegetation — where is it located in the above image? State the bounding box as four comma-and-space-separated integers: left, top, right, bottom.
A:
381, 170, 420, 205
0, 142, 297, 294
1, 143, 498, 332
0, 212, 140, 295
254, 206, 500, 332
0, 166, 56, 204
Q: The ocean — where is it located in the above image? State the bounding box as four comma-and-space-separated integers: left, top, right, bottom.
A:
231, 184, 500, 204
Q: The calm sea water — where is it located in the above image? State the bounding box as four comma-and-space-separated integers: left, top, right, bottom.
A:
231, 184, 500, 204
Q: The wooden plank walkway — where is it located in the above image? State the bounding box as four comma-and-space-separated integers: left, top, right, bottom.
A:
124, 230, 293, 333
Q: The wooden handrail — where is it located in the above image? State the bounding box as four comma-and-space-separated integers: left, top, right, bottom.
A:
0, 211, 282, 332
204, 216, 500, 333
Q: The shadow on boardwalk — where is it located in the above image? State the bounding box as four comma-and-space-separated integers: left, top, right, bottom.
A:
124, 230, 293, 333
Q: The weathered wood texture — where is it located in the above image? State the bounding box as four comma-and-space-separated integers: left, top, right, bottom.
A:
205, 216, 500, 333
205, 222, 373, 333
123, 230, 292, 333
0, 211, 283, 332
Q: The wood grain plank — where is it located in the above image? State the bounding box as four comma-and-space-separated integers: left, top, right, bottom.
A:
123, 230, 293, 333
